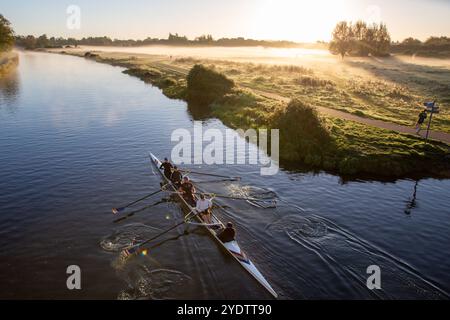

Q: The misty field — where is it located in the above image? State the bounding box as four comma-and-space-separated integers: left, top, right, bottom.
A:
50, 46, 450, 178
63, 45, 450, 133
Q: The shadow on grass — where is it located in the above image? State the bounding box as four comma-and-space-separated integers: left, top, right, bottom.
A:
343, 56, 450, 103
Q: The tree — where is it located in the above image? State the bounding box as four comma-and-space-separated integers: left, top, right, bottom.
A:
352, 20, 369, 56
195, 34, 214, 44
0, 14, 15, 51
329, 21, 391, 58
24, 35, 37, 49
329, 21, 354, 59
402, 37, 422, 46
374, 23, 391, 56
36, 34, 49, 48
168, 33, 188, 43
186, 64, 234, 106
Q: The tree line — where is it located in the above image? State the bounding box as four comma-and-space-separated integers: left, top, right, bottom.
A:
391, 36, 450, 58
329, 21, 391, 58
14, 33, 303, 50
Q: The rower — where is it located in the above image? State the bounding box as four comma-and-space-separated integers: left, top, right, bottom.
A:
179, 177, 196, 207
160, 158, 173, 180
217, 222, 236, 243
170, 165, 183, 188
196, 194, 213, 224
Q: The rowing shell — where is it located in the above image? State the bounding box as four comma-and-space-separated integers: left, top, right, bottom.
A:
149, 153, 278, 298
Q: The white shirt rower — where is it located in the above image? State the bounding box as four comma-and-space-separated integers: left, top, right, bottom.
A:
196, 196, 212, 212
196, 195, 213, 224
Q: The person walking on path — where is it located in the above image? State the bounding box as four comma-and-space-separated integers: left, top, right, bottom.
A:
415, 109, 428, 134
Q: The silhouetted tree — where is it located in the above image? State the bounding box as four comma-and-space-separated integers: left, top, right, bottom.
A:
195, 34, 214, 44
402, 37, 422, 46
168, 33, 188, 43
374, 23, 391, 56
352, 20, 369, 56
329, 21, 354, 59
36, 34, 49, 48
329, 21, 391, 58
23, 35, 36, 49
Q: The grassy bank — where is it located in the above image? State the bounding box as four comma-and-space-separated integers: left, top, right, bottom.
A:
0, 51, 18, 74
211, 90, 450, 178
53, 49, 450, 179
172, 56, 450, 133
54, 49, 450, 133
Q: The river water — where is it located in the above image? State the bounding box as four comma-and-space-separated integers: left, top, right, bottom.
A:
0, 51, 449, 299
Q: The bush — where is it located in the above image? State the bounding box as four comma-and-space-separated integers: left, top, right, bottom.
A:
274, 99, 332, 162
186, 64, 234, 106
293, 76, 335, 87
159, 77, 177, 88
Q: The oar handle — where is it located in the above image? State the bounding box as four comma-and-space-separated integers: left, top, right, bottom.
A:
112, 183, 170, 214
179, 169, 241, 180
123, 209, 201, 255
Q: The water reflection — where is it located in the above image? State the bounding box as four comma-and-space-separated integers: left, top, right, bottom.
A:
404, 180, 419, 215
187, 102, 212, 120
0, 69, 20, 113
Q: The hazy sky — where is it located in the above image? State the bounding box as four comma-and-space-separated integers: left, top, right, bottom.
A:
1, 0, 449, 42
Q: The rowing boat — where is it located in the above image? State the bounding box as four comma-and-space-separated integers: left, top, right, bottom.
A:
149, 153, 278, 298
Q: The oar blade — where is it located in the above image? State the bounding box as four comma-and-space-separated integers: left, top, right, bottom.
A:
120, 245, 140, 259
112, 207, 125, 215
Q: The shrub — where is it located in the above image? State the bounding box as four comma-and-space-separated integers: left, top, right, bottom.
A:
160, 77, 177, 88
293, 76, 335, 87
274, 99, 332, 162
186, 64, 235, 106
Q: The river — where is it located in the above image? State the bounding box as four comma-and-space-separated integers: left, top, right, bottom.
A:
0, 51, 449, 299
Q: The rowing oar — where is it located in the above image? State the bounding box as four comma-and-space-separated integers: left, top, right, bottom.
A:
200, 192, 276, 204
166, 191, 276, 206
112, 183, 169, 214
180, 170, 241, 181
120, 209, 200, 259
113, 200, 165, 223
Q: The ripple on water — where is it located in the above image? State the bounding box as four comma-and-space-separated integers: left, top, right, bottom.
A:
100, 223, 162, 252
267, 213, 449, 299
117, 266, 192, 300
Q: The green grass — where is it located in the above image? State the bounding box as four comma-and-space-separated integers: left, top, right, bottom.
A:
54, 49, 450, 178
211, 88, 449, 178
172, 57, 450, 133
58, 49, 450, 133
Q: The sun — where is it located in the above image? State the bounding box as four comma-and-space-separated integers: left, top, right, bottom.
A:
250, 0, 353, 42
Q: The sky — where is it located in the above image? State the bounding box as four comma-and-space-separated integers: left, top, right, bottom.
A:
1, 0, 449, 42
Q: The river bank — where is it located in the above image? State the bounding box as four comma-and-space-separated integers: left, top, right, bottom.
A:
0, 51, 18, 74
49, 49, 450, 179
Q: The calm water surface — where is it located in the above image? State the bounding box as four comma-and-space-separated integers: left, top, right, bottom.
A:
0, 51, 449, 299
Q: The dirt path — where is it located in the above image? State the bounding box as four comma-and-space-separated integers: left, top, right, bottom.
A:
247, 87, 450, 145
152, 61, 450, 145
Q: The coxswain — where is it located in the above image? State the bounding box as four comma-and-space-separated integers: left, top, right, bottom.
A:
217, 222, 236, 243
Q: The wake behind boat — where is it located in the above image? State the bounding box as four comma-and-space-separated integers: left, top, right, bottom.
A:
149, 153, 278, 298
